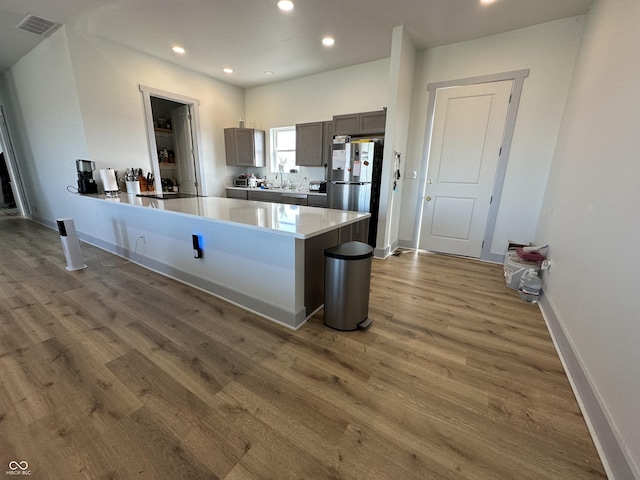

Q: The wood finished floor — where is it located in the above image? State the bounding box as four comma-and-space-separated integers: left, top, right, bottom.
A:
0, 218, 606, 479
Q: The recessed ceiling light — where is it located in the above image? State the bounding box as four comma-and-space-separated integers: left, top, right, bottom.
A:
480, 0, 497, 4
277, 1, 294, 11
322, 37, 335, 47
265, 71, 274, 75
172, 46, 185, 54
223, 67, 234, 74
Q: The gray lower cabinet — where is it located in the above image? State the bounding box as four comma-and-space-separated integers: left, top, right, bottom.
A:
226, 189, 248, 199
248, 190, 281, 203
304, 217, 370, 315
281, 193, 308, 205
338, 218, 369, 244
227, 189, 329, 208
307, 195, 327, 207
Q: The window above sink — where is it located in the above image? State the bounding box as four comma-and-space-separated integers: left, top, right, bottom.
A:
270, 126, 296, 173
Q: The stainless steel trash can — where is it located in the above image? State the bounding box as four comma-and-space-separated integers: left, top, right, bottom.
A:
324, 241, 373, 331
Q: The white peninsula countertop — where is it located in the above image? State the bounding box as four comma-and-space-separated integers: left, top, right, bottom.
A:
75, 192, 370, 330
82, 193, 368, 239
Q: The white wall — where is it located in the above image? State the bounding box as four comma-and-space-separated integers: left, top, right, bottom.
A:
65, 29, 245, 200
245, 59, 389, 130
0, 28, 89, 222
376, 26, 415, 256
244, 59, 390, 184
536, 0, 640, 474
399, 16, 586, 255
1, 27, 246, 230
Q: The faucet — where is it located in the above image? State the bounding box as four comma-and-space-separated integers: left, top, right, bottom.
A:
275, 172, 283, 188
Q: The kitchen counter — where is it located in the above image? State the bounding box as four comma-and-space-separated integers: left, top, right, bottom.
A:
83, 193, 362, 239
76, 193, 369, 329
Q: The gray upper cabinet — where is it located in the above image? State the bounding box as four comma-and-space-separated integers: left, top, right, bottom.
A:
295, 122, 323, 166
322, 121, 334, 166
296, 121, 333, 166
333, 109, 386, 136
224, 128, 265, 167
332, 114, 359, 136
359, 110, 387, 134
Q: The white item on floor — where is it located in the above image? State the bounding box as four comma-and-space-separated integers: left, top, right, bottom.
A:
56, 218, 87, 271
504, 251, 539, 290
518, 269, 542, 303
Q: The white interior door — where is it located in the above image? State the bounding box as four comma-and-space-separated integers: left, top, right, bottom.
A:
419, 80, 513, 257
171, 105, 198, 195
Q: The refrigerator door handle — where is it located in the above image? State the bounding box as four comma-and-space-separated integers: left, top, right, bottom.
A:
331, 181, 370, 185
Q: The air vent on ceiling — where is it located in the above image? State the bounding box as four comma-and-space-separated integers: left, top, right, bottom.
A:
16, 14, 60, 36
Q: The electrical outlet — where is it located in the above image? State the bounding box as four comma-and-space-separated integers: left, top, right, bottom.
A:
192, 234, 203, 259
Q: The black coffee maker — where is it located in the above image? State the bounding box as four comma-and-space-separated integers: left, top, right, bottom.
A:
76, 159, 98, 194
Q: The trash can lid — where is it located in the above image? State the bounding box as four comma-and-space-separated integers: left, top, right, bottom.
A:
325, 241, 373, 260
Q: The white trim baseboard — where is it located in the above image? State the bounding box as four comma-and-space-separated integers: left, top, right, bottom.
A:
539, 295, 638, 480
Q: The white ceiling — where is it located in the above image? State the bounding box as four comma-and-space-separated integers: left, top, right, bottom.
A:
0, 0, 593, 89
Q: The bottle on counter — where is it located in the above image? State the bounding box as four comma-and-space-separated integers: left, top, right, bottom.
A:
518, 269, 542, 303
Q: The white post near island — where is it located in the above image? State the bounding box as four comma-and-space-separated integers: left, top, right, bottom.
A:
73, 194, 370, 329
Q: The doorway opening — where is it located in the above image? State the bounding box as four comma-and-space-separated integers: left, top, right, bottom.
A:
0, 105, 28, 217
0, 152, 18, 216
140, 86, 203, 196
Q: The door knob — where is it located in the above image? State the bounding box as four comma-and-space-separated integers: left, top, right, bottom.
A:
427, 179, 433, 184
425, 196, 432, 201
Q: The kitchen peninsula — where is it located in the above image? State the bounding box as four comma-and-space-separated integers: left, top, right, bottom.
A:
76, 194, 369, 329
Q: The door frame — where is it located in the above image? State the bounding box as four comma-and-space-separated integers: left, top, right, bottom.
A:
413, 69, 529, 263
0, 105, 29, 216
139, 85, 205, 195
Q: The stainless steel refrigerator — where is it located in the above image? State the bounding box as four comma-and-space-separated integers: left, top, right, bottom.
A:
328, 137, 384, 246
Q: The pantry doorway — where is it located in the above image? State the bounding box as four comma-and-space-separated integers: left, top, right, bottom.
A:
140, 86, 203, 196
